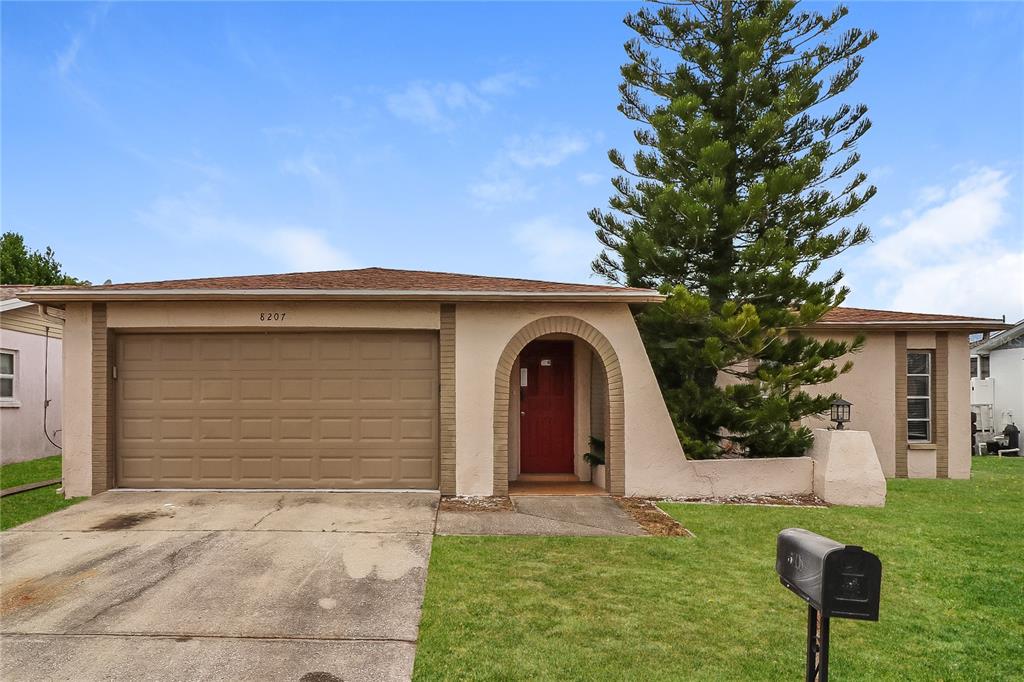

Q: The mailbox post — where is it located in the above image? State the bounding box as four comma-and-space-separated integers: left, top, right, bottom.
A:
776, 528, 882, 682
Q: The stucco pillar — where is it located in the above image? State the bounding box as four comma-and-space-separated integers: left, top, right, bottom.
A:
809, 428, 886, 507
61, 303, 93, 497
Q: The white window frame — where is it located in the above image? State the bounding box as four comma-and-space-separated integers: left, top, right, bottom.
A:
907, 351, 932, 442
0, 349, 18, 407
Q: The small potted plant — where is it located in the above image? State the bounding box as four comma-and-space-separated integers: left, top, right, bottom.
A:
583, 436, 606, 488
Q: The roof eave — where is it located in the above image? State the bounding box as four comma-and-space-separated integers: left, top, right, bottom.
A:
809, 320, 1012, 332
971, 322, 1024, 352
0, 299, 33, 313
19, 288, 666, 305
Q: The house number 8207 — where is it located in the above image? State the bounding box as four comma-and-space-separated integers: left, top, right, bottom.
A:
259, 312, 286, 322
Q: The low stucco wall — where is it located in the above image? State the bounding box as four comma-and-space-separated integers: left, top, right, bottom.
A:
809, 429, 886, 506
656, 457, 814, 498
0, 328, 62, 464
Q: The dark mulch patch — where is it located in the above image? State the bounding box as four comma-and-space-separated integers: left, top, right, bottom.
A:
670, 493, 827, 507
613, 497, 693, 537
439, 496, 514, 512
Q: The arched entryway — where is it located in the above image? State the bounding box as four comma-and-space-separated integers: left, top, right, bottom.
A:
492, 316, 624, 496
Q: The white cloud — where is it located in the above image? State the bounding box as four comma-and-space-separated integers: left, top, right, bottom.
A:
871, 168, 1010, 269
503, 133, 588, 169
857, 167, 1023, 320
476, 72, 533, 96
386, 81, 487, 131
54, 3, 110, 76
915, 184, 947, 205
469, 177, 537, 208
138, 188, 356, 272
265, 227, 353, 271
513, 216, 598, 281
385, 71, 531, 131
56, 35, 83, 76
467, 133, 592, 208
282, 151, 326, 181
280, 150, 345, 197
577, 172, 605, 186
882, 251, 1023, 322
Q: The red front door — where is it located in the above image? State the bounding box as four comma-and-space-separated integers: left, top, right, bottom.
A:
519, 340, 574, 474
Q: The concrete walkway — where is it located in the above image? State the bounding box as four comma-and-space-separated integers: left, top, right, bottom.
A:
436, 495, 647, 536
0, 491, 440, 682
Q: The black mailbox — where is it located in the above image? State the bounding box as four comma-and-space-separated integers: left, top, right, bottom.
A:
776, 528, 881, 620
776, 529, 883, 681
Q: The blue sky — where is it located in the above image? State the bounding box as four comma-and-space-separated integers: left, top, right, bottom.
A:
3, 1, 1022, 319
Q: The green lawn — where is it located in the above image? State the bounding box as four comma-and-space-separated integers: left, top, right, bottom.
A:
414, 458, 1024, 681
0, 455, 83, 531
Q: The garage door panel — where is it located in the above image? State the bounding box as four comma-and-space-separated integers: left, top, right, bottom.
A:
320, 418, 354, 442
117, 449, 436, 488
116, 332, 438, 489
159, 456, 193, 481
119, 372, 437, 409
162, 418, 195, 441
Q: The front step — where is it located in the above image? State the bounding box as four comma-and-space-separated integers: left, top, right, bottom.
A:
515, 473, 580, 483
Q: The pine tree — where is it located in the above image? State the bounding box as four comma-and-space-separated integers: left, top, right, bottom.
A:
590, 0, 876, 458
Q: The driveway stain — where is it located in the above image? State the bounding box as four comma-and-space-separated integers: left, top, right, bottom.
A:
0, 546, 132, 616
1, 569, 98, 615
90, 512, 160, 531
299, 673, 343, 682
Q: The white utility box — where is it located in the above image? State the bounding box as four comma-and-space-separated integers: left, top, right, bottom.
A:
971, 377, 994, 406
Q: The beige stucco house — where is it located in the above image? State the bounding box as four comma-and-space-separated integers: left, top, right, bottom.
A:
21, 268, 1007, 499
802, 308, 1009, 479
0, 286, 64, 464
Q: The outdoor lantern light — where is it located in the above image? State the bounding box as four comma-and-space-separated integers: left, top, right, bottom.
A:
830, 399, 852, 430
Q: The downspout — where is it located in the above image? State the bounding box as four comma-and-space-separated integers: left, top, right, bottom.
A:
37, 305, 62, 451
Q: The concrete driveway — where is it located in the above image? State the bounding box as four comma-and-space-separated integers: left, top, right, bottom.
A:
0, 491, 440, 681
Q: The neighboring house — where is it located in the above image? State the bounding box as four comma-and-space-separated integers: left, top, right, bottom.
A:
21, 269, 1007, 499
803, 308, 1009, 479
0, 286, 64, 464
970, 319, 1024, 436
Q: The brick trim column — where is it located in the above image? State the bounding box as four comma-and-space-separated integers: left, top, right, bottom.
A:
935, 332, 949, 478
91, 304, 114, 493
439, 305, 457, 494
894, 331, 908, 478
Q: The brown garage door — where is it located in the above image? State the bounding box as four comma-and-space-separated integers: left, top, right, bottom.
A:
115, 331, 438, 489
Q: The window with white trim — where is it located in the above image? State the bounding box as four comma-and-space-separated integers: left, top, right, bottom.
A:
0, 351, 15, 401
907, 351, 932, 442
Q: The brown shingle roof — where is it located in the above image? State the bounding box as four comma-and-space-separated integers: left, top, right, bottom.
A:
21, 268, 662, 302
1, 285, 35, 301
79, 267, 650, 293
819, 306, 1000, 324
15, 270, 1005, 329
